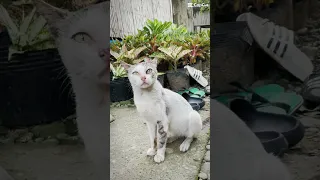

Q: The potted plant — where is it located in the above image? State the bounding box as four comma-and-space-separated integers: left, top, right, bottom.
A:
0, 27, 11, 62
0, 4, 75, 127
0, 4, 55, 60
110, 64, 133, 102
151, 45, 192, 91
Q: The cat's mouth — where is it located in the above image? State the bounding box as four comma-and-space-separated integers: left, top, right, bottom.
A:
141, 82, 149, 87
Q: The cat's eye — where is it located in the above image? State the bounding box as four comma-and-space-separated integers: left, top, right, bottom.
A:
71, 32, 93, 43
132, 71, 139, 75
146, 68, 152, 74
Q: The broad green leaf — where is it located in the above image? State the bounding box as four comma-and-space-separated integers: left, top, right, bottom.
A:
0, 5, 19, 42
121, 44, 127, 53
176, 49, 192, 61
133, 56, 147, 64
172, 46, 182, 58
150, 52, 167, 60
158, 47, 174, 59
125, 49, 135, 59
28, 16, 47, 41
133, 46, 146, 58
110, 50, 120, 59
20, 7, 36, 35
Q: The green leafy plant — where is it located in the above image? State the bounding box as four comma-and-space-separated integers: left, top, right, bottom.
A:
141, 19, 172, 38
152, 45, 192, 71
184, 30, 210, 64
110, 63, 127, 80
111, 19, 210, 70
0, 4, 55, 60
110, 44, 147, 64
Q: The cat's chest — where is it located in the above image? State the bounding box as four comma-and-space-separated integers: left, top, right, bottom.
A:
134, 94, 164, 117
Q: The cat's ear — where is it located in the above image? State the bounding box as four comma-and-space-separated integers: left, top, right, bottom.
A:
120, 61, 131, 70
144, 57, 158, 65
34, 0, 70, 36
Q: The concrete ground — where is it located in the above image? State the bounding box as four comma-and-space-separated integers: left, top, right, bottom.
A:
110, 100, 210, 180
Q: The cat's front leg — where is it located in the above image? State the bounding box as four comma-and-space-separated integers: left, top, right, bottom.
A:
154, 119, 168, 163
146, 122, 157, 156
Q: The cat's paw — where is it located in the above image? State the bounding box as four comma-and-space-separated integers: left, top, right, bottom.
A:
180, 141, 191, 152
146, 148, 156, 156
154, 154, 165, 163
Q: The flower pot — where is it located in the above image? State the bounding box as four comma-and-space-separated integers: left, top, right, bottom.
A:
166, 69, 190, 92
0, 29, 11, 62
0, 49, 76, 127
211, 22, 255, 95
157, 61, 170, 72
157, 74, 165, 86
110, 77, 133, 102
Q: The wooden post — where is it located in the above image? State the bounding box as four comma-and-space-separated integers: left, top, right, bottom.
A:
172, 0, 189, 26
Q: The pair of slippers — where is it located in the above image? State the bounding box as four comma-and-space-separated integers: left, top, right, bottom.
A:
178, 88, 206, 111
215, 82, 305, 156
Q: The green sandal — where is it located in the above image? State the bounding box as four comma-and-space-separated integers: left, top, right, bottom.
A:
177, 88, 206, 98
216, 83, 303, 115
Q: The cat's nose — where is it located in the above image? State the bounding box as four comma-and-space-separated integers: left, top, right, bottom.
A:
141, 76, 146, 81
98, 48, 110, 62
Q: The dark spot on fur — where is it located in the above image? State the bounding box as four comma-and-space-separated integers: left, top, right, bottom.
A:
154, 137, 157, 149
166, 107, 169, 116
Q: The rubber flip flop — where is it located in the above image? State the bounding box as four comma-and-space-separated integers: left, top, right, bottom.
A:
188, 87, 206, 98
184, 65, 208, 87
177, 89, 189, 95
230, 82, 303, 115
255, 131, 289, 157
181, 92, 205, 109
190, 103, 200, 111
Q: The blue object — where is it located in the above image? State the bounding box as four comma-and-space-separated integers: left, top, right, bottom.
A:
110, 38, 122, 44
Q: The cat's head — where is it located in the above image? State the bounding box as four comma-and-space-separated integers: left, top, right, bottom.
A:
34, 0, 109, 85
121, 58, 158, 89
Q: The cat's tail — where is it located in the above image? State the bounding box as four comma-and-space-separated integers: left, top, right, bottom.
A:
188, 110, 202, 137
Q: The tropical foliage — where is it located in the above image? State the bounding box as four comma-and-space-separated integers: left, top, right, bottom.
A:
110, 19, 210, 78
0, 3, 55, 60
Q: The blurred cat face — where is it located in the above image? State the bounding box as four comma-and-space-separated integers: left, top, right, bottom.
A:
35, 1, 110, 85
123, 58, 158, 89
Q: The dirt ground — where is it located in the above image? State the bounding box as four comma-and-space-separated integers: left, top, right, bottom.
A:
283, 117, 320, 180
0, 144, 95, 180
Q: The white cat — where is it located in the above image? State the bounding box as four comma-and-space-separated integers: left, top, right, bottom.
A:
34, 1, 109, 179
211, 99, 292, 180
121, 58, 203, 163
